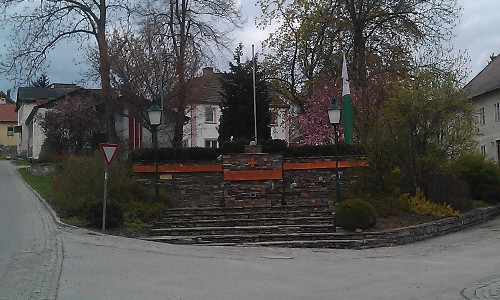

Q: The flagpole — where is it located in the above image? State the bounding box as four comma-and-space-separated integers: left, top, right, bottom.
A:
252, 44, 258, 145
342, 52, 354, 144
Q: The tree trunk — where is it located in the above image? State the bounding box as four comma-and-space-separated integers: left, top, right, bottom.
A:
97, 0, 118, 143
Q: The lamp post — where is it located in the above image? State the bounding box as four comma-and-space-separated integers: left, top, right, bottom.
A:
147, 104, 162, 201
327, 97, 341, 203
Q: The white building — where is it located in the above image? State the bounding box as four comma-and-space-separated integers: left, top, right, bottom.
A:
464, 55, 500, 162
16, 84, 80, 159
182, 67, 291, 148
16, 84, 139, 158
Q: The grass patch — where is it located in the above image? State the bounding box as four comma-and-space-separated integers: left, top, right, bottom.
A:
123, 220, 149, 231
66, 217, 89, 227
11, 158, 31, 166
17, 167, 54, 199
472, 199, 491, 208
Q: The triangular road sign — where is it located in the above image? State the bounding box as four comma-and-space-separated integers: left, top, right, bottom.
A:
100, 143, 120, 166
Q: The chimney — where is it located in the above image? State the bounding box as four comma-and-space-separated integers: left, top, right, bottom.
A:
7, 89, 10, 98
202, 67, 214, 77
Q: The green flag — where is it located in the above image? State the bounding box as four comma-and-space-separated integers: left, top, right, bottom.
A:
342, 53, 354, 144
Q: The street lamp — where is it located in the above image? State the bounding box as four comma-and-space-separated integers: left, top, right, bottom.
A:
147, 104, 162, 201
327, 97, 341, 203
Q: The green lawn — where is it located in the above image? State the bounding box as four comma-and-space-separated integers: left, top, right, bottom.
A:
17, 167, 54, 199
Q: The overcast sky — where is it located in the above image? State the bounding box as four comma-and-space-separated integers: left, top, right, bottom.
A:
1, 0, 499, 99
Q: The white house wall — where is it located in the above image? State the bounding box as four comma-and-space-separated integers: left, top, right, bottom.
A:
29, 109, 47, 159
270, 107, 289, 141
17, 103, 34, 157
184, 104, 221, 147
473, 92, 500, 162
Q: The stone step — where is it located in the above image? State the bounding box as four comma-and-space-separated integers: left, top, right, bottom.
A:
146, 232, 392, 248
158, 209, 333, 222
149, 224, 337, 237
163, 204, 331, 213
153, 216, 333, 228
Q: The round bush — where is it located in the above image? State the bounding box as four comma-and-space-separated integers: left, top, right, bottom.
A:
334, 199, 377, 230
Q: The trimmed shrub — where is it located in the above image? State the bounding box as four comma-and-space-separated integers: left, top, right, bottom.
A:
261, 139, 288, 153
219, 139, 249, 153
130, 142, 365, 163
334, 199, 377, 230
131, 147, 219, 163
284, 144, 363, 158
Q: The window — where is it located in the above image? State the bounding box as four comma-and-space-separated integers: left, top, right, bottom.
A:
7, 126, 14, 136
479, 107, 486, 125
205, 107, 216, 123
205, 139, 218, 148
0, 98, 5, 104
270, 111, 278, 126
480, 144, 487, 156
495, 103, 500, 122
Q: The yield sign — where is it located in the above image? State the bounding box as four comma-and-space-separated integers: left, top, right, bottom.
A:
100, 143, 120, 166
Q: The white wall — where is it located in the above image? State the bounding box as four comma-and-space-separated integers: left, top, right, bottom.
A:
184, 104, 221, 148
269, 107, 289, 142
28, 108, 47, 159
17, 103, 34, 157
473, 91, 500, 162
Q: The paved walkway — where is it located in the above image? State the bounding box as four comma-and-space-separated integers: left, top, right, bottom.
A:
2, 160, 500, 299
463, 277, 500, 299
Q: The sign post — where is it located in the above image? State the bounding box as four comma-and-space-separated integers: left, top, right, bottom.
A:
100, 143, 119, 232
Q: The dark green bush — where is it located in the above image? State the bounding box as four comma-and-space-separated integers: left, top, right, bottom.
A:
131, 142, 363, 162
131, 147, 219, 162
283, 144, 363, 158
261, 139, 288, 153
334, 199, 377, 230
448, 154, 500, 203
52, 153, 172, 228
427, 175, 472, 211
219, 138, 249, 153
86, 201, 124, 228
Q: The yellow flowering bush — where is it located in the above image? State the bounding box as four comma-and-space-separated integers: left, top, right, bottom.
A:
407, 189, 459, 218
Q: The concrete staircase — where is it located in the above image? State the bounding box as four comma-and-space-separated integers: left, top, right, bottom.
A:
147, 205, 391, 249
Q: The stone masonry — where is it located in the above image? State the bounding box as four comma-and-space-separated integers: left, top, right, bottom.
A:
133, 146, 362, 208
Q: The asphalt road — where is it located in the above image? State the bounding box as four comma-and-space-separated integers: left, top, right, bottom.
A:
1, 160, 499, 299
0, 161, 62, 299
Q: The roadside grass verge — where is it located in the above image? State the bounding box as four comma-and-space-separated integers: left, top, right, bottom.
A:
18, 167, 54, 199
16, 157, 173, 235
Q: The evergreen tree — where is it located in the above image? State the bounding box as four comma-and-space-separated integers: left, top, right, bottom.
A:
218, 46, 272, 144
31, 74, 50, 88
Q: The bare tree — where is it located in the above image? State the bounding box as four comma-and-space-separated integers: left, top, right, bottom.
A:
137, 0, 243, 147
0, 0, 133, 143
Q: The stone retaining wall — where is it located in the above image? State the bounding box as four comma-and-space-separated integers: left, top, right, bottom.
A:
132, 152, 362, 207
351, 205, 500, 249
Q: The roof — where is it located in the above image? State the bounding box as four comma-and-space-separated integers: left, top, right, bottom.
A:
0, 104, 17, 122
463, 55, 500, 98
16, 84, 80, 111
24, 87, 106, 125
0, 91, 15, 104
188, 67, 224, 105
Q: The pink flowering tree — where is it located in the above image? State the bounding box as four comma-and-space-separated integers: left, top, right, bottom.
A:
298, 72, 391, 145
39, 95, 104, 156
298, 80, 345, 145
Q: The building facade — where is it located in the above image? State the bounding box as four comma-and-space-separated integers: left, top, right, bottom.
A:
464, 55, 500, 162
0, 91, 17, 154
182, 67, 290, 148
16, 84, 140, 158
